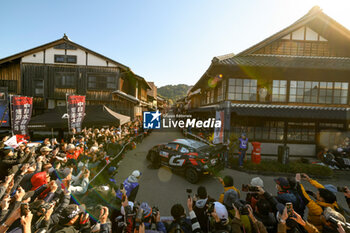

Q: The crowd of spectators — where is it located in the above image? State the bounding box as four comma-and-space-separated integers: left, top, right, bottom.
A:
114, 173, 350, 233
0, 120, 148, 233
0, 119, 350, 232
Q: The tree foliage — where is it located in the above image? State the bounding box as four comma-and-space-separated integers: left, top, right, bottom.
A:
157, 84, 192, 102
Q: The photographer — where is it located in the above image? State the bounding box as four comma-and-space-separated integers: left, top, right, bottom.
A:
193, 186, 215, 232
50, 204, 92, 232
168, 203, 192, 233
277, 206, 319, 233
231, 202, 268, 233
321, 207, 350, 233
139, 202, 166, 233
295, 173, 339, 231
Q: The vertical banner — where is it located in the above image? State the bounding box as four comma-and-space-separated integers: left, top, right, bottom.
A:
0, 87, 9, 127
213, 110, 224, 144
11, 96, 33, 135
67, 95, 86, 132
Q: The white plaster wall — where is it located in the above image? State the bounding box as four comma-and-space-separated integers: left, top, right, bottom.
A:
66, 48, 86, 66
87, 53, 107, 66
45, 47, 65, 64
292, 27, 305, 40
22, 51, 44, 63
305, 27, 318, 41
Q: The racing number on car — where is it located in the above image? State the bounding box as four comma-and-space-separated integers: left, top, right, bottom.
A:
169, 155, 185, 167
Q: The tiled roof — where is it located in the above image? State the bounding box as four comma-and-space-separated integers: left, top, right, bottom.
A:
232, 103, 350, 120
215, 54, 350, 70
190, 103, 350, 120
112, 90, 139, 103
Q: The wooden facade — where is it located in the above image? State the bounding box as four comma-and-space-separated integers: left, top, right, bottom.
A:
0, 35, 151, 119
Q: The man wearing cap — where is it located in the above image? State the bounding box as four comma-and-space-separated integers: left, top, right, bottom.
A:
274, 177, 298, 207
51, 204, 110, 232
116, 170, 141, 202
139, 202, 166, 233
237, 133, 249, 168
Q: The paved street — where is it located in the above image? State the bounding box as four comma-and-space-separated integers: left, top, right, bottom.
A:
113, 128, 350, 215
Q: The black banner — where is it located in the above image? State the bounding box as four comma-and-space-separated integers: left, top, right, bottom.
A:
11, 96, 33, 135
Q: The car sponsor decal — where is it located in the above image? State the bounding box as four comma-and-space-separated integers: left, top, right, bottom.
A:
159, 151, 169, 158
169, 155, 186, 166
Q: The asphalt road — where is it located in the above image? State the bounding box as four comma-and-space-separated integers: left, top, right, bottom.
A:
112, 128, 350, 215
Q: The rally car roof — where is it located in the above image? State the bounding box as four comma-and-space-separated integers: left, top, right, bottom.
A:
172, 139, 207, 148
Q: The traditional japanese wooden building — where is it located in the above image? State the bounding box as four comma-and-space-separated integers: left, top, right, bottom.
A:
0, 34, 151, 120
189, 6, 350, 156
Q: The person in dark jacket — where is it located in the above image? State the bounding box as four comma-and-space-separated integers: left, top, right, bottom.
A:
192, 186, 215, 232
51, 204, 111, 233
274, 177, 298, 207
0, 149, 20, 180
168, 203, 192, 233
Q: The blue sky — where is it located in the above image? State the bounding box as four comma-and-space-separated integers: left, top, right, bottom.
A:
1, 0, 350, 87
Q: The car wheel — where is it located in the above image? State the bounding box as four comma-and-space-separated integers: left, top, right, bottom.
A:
146, 152, 151, 161
149, 151, 157, 163
185, 167, 199, 184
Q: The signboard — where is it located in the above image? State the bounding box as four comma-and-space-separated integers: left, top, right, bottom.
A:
67, 95, 86, 132
213, 110, 224, 144
11, 96, 33, 135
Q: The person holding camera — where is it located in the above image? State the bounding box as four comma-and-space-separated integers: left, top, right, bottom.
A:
168, 203, 192, 233
277, 205, 319, 233
321, 207, 350, 233
295, 173, 340, 231
139, 202, 166, 233
192, 186, 216, 232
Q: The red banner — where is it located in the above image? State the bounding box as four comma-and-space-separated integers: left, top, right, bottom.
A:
67, 95, 85, 132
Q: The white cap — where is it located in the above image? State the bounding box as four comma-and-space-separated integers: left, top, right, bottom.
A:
132, 170, 141, 178
251, 177, 264, 187
214, 202, 228, 221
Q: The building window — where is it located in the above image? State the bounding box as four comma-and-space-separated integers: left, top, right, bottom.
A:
54, 55, 65, 63
272, 80, 287, 102
228, 78, 257, 101
55, 73, 76, 88
54, 55, 77, 64
33, 80, 44, 96
54, 43, 77, 50
231, 119, 284, 142
332, 82, 348, 104
319, 82, 333, 104
287, 122, 315, 142
88, 75, 117, 90
289, 81, 348, 104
